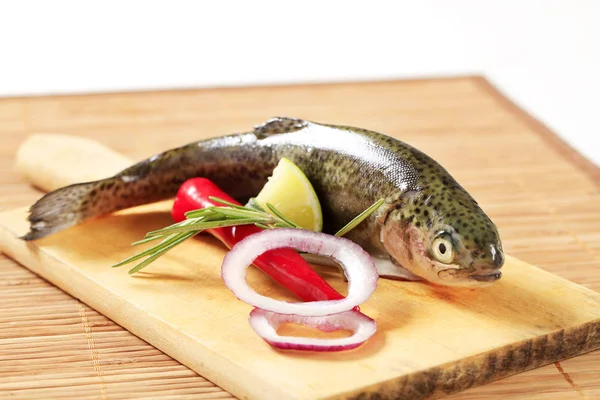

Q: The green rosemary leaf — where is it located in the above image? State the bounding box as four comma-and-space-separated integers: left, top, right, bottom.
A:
335, 198, 385, 237
245, 197, 266, 212
208, 196, 250, 210
131, 235, 164, 246
113, 232, 185, 268
184, 207, 220, 218
265, 203, 300, 229
254, 223, 270, 229
209, 206, 268, 220
128, 231, 198, 274
140, 217, 203, 240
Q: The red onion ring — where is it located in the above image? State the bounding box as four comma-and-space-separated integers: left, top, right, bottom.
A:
221, 228, 378, 316
248, 308, 377, 351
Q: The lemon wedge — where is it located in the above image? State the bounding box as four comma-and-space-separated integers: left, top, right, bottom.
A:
254, 157, 323, 232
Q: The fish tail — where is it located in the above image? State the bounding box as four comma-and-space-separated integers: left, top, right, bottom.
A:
21, 174, 169, 240
22, 180, 102, 240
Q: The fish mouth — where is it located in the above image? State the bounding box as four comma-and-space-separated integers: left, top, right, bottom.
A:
436, 266, 502, 287
469, 270, 502, 282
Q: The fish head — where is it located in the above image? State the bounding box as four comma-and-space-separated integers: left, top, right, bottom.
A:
381, 189, 504, 288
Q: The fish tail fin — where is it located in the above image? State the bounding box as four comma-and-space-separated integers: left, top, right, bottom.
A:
22, 179, 112, 240
21, 174, 154, 241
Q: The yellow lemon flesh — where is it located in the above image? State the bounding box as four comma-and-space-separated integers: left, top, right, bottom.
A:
254, 157, 323, 232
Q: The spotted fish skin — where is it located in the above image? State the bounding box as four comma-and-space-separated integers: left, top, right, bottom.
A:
24, 117, 504, 287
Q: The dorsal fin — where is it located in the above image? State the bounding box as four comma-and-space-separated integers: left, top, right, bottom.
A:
253, 117, 308, 138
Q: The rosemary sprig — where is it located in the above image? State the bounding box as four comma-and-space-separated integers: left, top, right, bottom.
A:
113, 197, 384, 274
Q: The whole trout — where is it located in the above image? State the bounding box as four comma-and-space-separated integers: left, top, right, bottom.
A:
24, 117, 504, 287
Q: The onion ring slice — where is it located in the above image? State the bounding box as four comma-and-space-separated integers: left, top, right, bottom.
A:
249, 308, 377, 351
221, 228, 378, 316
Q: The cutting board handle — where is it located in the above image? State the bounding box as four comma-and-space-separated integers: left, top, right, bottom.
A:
16, 134, 133, 193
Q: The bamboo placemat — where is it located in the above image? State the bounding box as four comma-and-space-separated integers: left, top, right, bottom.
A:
0, 76, 598, 399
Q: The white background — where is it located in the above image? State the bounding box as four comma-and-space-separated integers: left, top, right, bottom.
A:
1, 1, 598, 165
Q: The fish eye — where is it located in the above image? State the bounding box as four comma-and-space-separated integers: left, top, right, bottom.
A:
432, 236, 454, 264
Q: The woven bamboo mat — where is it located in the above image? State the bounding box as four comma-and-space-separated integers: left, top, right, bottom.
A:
0, 76, 598, 399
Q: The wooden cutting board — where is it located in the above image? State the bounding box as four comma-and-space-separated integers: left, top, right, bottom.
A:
1, 77, 599, 399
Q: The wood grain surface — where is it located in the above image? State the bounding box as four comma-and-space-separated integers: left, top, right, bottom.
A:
1, 76, 599, 399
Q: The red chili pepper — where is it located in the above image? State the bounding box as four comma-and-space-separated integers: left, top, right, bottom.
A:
172, 178, 346, 302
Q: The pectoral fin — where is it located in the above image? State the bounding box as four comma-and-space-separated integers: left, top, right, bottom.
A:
373, 258, 423, 281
